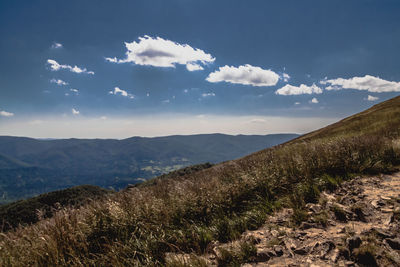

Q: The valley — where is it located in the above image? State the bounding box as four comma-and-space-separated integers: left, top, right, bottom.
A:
0, 133, 297, 204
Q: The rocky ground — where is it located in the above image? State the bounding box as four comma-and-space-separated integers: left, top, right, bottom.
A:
167, 172, 400, 266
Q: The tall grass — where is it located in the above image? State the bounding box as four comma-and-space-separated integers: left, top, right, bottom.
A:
1, 97, 400, 266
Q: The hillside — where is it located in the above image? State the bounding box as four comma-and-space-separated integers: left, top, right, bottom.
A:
1, 96, 400, 266
0, 133, 297, 204
0, 185, 111, 231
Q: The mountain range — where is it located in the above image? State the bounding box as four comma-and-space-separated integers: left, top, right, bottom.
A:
0, 133, 298, 203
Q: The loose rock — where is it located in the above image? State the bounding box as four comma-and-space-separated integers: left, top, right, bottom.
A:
385, 238, 400, 250
346, 236, 362, 252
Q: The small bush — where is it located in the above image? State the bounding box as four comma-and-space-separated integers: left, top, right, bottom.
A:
312, 211, 329, 227
216, 241, 257, 267
331, 205, 347, 222
166, 254, 209, 267
291, 208, 309, 226
301, 183, 320, 204
319, 174, 341, 191
353, 244, 378, 266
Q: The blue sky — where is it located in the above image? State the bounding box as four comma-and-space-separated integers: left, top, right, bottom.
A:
1, 0, 400, 138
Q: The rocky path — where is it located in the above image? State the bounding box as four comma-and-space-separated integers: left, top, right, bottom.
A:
166, 173, 400, 266
236, 172, 400, 267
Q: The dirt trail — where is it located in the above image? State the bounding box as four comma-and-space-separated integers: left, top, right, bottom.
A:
168, 173, 400, 266
239, 172, 400, 267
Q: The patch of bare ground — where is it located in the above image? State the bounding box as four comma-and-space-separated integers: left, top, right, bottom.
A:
166, 173, 400, 266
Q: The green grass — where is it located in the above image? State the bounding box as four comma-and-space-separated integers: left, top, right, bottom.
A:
216, 241, 257, 267
1, 96, 400, 266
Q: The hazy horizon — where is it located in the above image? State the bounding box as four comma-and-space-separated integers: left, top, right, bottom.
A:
0, 114, 338, 139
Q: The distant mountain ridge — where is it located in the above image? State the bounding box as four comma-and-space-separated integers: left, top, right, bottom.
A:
0, 133, 298, 203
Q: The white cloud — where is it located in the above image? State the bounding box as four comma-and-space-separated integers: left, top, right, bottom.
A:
111, 87, 128, 96
105, 57, 118, 63
70, 88, 79, 95
51, 42, 63, 49
162, 99, 170, 103
282, 73, 290, 82
109, 87, 134, 98
206, 64, 280, 87
186, 63, 204, 71
0, 110, 14, 117
366, 95, 379, 101
310, 97, 319, 104
201, 92, 216, 97
47, 59, 94, 75
275, 83, 322, 95
50, 78, 68, 86
100, 116, 107, 120
321, 75, 400, 93
294, 102, 301, 105
105, 35, 215, 71
72, 108, 80, 115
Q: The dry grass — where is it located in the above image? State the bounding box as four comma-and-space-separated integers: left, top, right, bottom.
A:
1, 96, 400, 266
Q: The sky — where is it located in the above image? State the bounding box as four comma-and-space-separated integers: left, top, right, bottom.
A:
0, 0, 400, 138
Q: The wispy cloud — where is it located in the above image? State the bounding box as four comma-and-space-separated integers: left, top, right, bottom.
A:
366, 95, 379, 101
275, 83, 322, 95
72, 108, 80, 115
321, 75, 400, 93
50, 78, 68, 86
70, 88, 79, 95
282, 73, 290, 82
109, 87, 134, 99
206, 64, 280, 87
105, 35, 215, 71
51, 42, 63, 49
201, 92, 216, 97
47, 59, 94, 75
0, 110, 14, 117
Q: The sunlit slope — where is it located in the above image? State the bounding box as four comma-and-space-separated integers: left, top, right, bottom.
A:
289, 96, 400, 143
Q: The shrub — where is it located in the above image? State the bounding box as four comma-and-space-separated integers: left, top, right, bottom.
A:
216, 241, 257, 267
353, 244, 378, 266
331, 205, 347, 222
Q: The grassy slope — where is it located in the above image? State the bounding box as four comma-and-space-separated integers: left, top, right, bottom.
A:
1, 96, 400, 266
289, 96, 400, 142
0, 185, 112, 231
